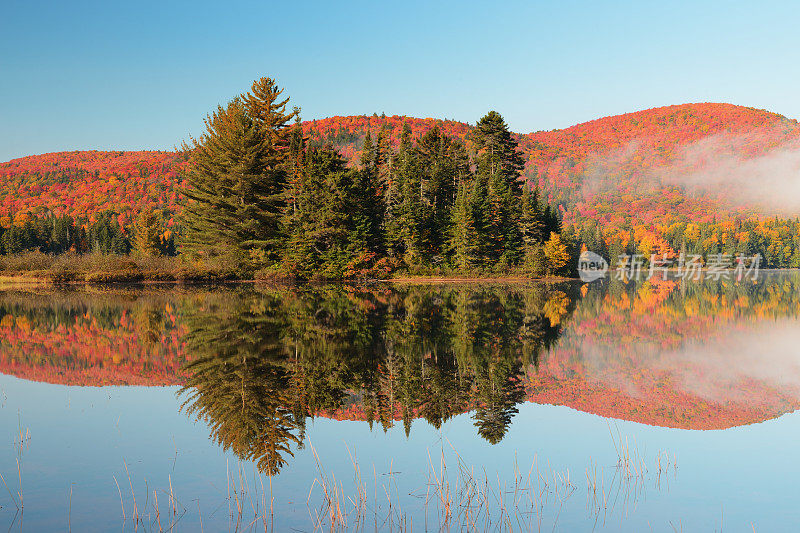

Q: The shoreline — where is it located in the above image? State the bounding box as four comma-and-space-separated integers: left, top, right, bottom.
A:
1, 269, 794, 288
0, 273, 577, 287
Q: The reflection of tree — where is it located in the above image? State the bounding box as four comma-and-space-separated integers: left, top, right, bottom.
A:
178, 283, 577, 475
472, 357, 525, 444
450, 288, 531, 443
180, 292, 301, 476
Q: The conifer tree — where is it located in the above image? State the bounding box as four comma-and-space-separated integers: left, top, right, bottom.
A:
360, 131, 374, 170
473, 111, 525, 195
283, 148, 350, 278
287, 108, 306, 217
449, 180, 481, 269
413, 126, 465, 261
470, 111, 528, 266
180, 77, 296, 270
88, 211, 130, 254
393, 126, 424, 265
520, 184, 545, 247
384, 123, 411, 258
284, 147, 383, 279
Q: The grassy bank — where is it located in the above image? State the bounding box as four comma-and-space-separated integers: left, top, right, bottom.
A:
0, 252, 567, 285
0, 252, 239, 284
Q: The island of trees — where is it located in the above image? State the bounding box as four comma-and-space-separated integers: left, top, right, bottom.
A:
0, 77, 570, 281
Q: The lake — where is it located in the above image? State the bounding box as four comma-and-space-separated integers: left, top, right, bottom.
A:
1, 274, 799, 531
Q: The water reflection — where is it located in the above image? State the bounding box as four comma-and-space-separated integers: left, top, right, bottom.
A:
1, 276, 799, 475
177, 284, 573, 474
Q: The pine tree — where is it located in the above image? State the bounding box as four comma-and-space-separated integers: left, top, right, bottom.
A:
284, 148, 349, 278
180, 77, 296, 270
287, 108, 306, 217
413, 126, 464, 261
449, 180, 480, 269
384, 123, 410, 258
88, 211, 130, 254
520, 184, 545, 247
360, 131, 374, 170
470, 111, 528, 266
483, 173, 508, 260
473, 111, 525, 195
394, 126, 424, 265
284, 147, 384, 279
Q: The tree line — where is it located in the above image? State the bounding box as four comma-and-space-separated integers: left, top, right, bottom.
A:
1, 77, 569, 280
179, 77, 570, 279
570, 216, 800, 269
0, 209, 175, 257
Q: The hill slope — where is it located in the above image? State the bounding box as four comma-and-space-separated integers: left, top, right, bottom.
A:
2, 103, 798, 232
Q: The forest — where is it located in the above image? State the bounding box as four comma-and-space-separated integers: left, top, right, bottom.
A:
3, 81, 800, 277
1, 78, 570, 280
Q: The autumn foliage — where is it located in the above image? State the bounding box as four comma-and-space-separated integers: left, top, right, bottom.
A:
3, 103, 800, 265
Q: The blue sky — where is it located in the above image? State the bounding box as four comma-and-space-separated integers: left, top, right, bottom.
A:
2, 0, 799, 162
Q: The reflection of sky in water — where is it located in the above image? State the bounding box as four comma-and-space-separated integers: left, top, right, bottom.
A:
2, 375, 800, 531
1, 275, 800, 530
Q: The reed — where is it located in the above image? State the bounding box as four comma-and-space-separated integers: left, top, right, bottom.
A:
100, 430, 680, 532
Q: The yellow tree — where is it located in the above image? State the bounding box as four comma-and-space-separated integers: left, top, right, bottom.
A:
543, 232, 569, 276
133, 208, 162, 256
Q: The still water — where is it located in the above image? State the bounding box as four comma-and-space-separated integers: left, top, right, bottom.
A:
1, 275, 799, 531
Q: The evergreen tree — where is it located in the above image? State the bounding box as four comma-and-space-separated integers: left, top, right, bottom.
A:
360, 131, 374, 170
284, 147, 383, 279
398, 134, 424, 264
287, 108, 306, 217
473, 111, 525, 195
50, 215, 77, 254
180, 77, 296, 270
520, 184, 545, 247
413, 127, 465, 261
88, 211, 130, 254
470, 111, 528, 266
383, 123, 411, 258
449, 180, 481, 269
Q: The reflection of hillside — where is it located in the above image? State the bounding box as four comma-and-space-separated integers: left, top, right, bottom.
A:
311, 277, 800, 432
529, 276, 800, 429
3, 277, 800, 473
0, 290, 189, 386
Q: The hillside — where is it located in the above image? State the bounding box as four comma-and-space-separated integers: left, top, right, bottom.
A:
0, 150, 186, 228
2, 103, 798, 236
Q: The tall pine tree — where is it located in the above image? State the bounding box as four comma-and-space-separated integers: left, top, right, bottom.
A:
180, 77, 296, 270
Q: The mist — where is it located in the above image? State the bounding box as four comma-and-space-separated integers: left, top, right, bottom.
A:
579, 126, 800, 216
565, 319, 800, 408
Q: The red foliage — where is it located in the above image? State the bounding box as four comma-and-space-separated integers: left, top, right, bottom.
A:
0, 150, 186, 225
3, 104, 798, 236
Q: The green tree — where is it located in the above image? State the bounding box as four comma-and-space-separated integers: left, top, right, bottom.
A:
520, 184, 545, 247
473, 111, 525, 195
180, 77, 296, 270
449, 180, 481, 269
88, 211, 130, 254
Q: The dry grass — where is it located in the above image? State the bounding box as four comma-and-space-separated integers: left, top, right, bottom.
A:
4, 429, 678, 532
0, 252, 239, 283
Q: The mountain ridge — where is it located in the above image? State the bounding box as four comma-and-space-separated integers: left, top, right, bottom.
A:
2, 102, 798, 233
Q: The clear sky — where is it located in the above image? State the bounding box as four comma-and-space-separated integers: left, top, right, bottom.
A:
2, 0, 799, 162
